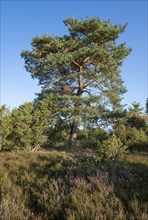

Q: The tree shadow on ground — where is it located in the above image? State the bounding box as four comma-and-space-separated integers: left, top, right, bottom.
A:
106, 157, 148, 211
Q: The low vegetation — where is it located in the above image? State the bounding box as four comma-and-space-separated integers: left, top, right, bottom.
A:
0, 151, 147, 219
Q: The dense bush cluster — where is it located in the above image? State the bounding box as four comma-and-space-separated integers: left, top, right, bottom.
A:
114, 124, 148, 151
1, 100, 148, 155
0, 97, 55, 151
0, 101, 147, 219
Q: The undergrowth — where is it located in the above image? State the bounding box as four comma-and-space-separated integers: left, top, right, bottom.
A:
0, 151, 147, 220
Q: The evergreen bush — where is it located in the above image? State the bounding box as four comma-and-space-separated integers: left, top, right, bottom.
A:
98, 134, 126, 160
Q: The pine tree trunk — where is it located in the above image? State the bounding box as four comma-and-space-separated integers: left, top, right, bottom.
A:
69, 66, 83, 150
69, 120, 77, 150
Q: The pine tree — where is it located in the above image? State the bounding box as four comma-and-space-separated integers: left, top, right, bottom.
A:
31, 96, 59, 150
128, 102, 144, 114
126, 102, 146, 129
10, 102, 34, 150
0, 105, 13, 150
21, 17, 131, 148
9, 99, 55, 151
146, 98, 148, 115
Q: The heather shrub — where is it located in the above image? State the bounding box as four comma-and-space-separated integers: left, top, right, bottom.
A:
29, 178, 67, 219
0, 152, 147, 219
0, 174, 33, 220
66, 173, 126, 220
106, 153, 148, 219
128, 198, 148, 220
0, 196, 33, 220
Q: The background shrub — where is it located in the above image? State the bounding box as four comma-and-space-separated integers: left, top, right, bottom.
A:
98, 134, 126, 160
114, 125, 148, 151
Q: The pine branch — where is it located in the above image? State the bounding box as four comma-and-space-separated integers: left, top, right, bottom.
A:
73, 60, 80, 67
82, 90, 92, 96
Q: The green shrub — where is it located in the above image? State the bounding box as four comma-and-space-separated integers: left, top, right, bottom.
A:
114, 125, 148, 151
52, 130, 69, 143
0, 106, 13, 151
83, 128, 110, 148
98, 134, 126, 160
89, 128, 109, 142
77, 130, 88, 140
126, 127, 147, 150
114, 124, 127, 144
126, 115, 146, 129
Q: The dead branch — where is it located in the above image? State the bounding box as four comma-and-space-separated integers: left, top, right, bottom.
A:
82, 90, 92, 96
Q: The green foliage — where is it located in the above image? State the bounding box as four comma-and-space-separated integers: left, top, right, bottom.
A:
145, 125, 148, 136
126, 115, 146, 129
114, 124, 127, 143
98, 134, 125, 160
0, 97, 57, 151
77, 129, 88, 140
128, 102, 144, 114
89, 128, 109, 143
50, 130, 69, 147
125, 102, 147, 130
30, 98, 54, 149
125, 127, 147, 150
21, 16, 131, 146
114, 124, 148, 151
77, 128, 109, 148
0, 106, 13, 150
10, 103, 34, 150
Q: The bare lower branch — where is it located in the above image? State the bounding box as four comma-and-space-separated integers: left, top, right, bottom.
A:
83, 79, 103, 90
73, 60, 80, 67
82, 90, 92, 96
83, 57, 90, 63
83, 79, 92, 88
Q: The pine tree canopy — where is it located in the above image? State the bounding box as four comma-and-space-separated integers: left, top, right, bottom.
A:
129, 102, 144, 114
21, 17, 132, 147
21, 17, 131, 105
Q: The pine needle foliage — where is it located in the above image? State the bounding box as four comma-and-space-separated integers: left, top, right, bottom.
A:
21, 17, 132, 147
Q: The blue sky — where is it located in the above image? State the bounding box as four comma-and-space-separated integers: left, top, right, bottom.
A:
1, 0, 148, 109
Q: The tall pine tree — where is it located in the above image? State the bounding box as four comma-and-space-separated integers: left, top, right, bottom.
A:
21, 17, 131, 148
